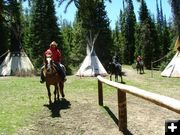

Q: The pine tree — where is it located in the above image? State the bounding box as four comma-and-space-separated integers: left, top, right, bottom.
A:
162, 17, 171, 56
71, 20, 86, 66
22, 9, 32, 58
61, 20, 73, 74
0, 0, 8, 60
75, 0, 113, 65
30, 0, 62, 68
139, 0, 160, 69
57, 0, 112, 13
7, 0, 23, 52
94, 1, 113, 64
123, 0, 136, 64
30, 0, 46, 65
134, 23, 141, 58
112, 21, 122, 62
119, 9, 126, 63
169, 0, 180, 36
139, 0, 149, 23
112, 22, 120, 53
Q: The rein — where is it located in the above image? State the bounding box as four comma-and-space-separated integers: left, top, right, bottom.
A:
45, 64, 58, 76
44, 56, 59, 77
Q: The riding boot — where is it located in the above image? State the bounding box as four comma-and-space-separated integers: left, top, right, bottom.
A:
54, 63, 67, 82
60, 64, 67, 82
40, 68, 45, 83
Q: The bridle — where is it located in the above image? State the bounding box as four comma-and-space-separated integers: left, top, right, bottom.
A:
45, 56, 57, 75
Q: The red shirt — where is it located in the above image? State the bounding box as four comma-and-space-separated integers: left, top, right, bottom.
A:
44, 47, 62, 63
137, 57, 142, 62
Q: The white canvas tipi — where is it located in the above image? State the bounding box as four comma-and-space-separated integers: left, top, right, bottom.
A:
0, 50, 34, 76
76, 33, 108, 77
161, 36, 180, 77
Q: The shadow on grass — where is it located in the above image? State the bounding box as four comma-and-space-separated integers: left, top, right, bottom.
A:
103, 106, 133, 135
44, 98, 71, 118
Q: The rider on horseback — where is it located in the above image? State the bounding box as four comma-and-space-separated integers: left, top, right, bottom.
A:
112, 55, 120, 65
112, 55, 122, 69
136, 55, 144, 65
109, 55, 123, 82
136, 55, 142, 63
136, 55, 144, 74
40, 41, 67, 83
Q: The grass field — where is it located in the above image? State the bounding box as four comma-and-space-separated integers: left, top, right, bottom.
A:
0, 65, 180, 134
0, 77, 45, 134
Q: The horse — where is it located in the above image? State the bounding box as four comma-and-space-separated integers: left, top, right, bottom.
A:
136, 60, 144, 74
107, 62, 123, 82
43, 55, 65, 104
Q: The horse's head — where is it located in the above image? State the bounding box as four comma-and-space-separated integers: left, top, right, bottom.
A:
44, 55, 54, 74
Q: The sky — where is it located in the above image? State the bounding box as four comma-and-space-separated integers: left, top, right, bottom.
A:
55, 0, 173, 29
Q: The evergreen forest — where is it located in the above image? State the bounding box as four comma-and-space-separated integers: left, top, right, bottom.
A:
0, 0, 179, 75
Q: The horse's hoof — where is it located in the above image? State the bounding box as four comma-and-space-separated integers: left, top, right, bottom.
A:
54, 98, 56, 101
62, 94, 65, 98
49, 100, 52, 105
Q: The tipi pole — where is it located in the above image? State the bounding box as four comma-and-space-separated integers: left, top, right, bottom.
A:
0, 50, 10, 58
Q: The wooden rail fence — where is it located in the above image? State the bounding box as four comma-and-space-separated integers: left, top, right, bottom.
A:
97, 75, 180, 132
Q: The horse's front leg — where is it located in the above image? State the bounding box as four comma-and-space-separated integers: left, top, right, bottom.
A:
54, 84, 59, 102
59, 82, 65, 98
115, 74, 118, 82
46, 83, 52, 105
120, 73, 123, 83
110, 74, 112, 81
138, 67, 141, 74
56, 84, 60, 101
136, 67, 138, 74
121, 76, 123, 82
140, 67, 143, 74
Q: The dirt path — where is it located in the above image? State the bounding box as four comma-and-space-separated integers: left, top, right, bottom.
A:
15, 95, 122, 135
14, 67, 180, 135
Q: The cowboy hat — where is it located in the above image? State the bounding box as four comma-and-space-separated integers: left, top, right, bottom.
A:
50, 41, 58, 47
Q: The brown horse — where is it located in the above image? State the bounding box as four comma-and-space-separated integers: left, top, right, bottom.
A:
136, 60, 144, 74
43, 55, 65, 104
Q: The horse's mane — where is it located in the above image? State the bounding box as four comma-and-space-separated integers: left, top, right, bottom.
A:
44, 56, 58, 76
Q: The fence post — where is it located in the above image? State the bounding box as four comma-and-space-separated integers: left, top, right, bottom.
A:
98, 80, 103, 106
117, 89, 127, 131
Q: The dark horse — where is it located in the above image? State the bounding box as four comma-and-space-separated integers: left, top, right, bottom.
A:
107, 62, 123, 82
136, 60, 144, 74
43, 55, 65, 104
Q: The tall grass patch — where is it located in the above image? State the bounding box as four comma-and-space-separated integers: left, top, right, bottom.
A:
0, 77, 45, 134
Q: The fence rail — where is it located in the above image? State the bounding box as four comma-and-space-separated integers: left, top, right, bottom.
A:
97, 75, 180, 131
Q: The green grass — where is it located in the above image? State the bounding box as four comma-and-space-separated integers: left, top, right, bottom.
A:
122, 65, 180, 99
0, 76, 101, 135
0, 66, 180, 134
0, 77, 45, 134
